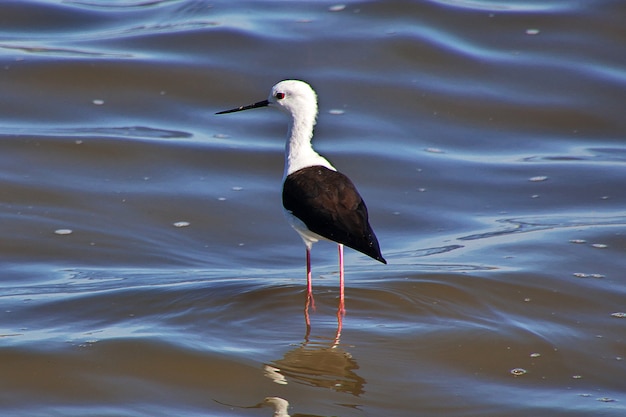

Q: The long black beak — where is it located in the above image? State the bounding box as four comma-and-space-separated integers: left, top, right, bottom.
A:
216, 99, 269, 115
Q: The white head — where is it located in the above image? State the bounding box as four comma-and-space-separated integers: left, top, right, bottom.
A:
216, 79, 333, 176
216, 79, 318, 120
267, 80, 318, 120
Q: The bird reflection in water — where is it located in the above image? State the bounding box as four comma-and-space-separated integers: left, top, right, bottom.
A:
263, 397, 291, 417
303, 290, 345, 342
262, 396, 322, 417
215, 307, 364, 416
263, 323, 365, 396
215, 396, 319, 417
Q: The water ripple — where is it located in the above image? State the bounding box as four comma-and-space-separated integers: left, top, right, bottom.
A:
426, 0, 570, 12
459, 214, 626, 241
0, 42, 133, 58
66, 0, 180, 9
0, 126, 191, 140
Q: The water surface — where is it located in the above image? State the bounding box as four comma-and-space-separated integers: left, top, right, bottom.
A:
1, 1, 625, 416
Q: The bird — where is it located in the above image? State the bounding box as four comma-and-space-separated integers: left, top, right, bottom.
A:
216, 80, 386, 313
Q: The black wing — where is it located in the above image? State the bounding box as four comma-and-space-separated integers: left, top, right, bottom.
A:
282, 166, 386, 264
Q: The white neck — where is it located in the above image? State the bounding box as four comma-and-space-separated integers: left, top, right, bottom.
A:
282, 109, 335, 179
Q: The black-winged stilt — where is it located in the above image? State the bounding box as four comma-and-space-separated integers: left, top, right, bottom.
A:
217, 80, 386, 314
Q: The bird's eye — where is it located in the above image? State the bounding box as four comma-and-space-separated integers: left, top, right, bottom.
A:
275, 92, 285, 100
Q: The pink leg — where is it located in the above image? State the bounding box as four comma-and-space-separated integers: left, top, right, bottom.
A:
338, 244, 345, 316
334, 304, 343, 344
304, 290, 312, 340
306, 247, 312, 295
306, 247, 315, 311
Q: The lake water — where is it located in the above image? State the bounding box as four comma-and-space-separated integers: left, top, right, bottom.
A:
1, 1, 625, 416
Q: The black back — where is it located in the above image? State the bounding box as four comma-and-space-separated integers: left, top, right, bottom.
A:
282, 166, 386, 264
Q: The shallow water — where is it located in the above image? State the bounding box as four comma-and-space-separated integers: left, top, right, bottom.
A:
1, 1, 625, 416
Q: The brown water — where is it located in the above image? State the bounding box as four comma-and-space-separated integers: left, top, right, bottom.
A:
1, 1, 625, 416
